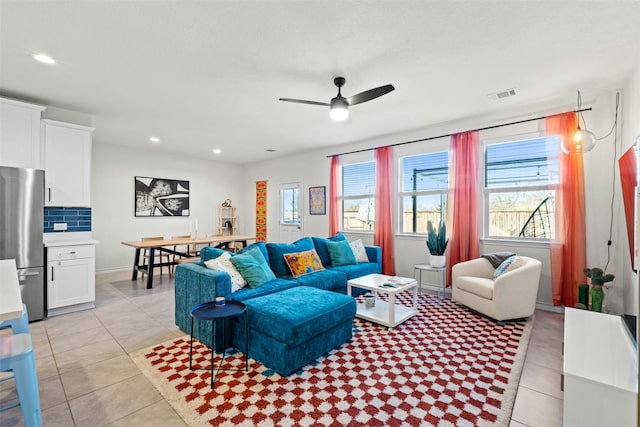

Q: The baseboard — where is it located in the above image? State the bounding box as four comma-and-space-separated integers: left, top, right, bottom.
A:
419, 283, 451, 298
95, 266, 132, 274
47, 301, 95, 317
535, 302, 564, 313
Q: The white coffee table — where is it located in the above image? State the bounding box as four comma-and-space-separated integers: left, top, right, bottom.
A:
347, 273, 418, 328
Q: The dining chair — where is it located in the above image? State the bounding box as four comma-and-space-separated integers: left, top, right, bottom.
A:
170, 235, 198, 275
141, 236, 171, 277
0, 333, 42, 427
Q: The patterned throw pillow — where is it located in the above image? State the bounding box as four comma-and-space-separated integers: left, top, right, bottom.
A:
283, 249, 325, 278
503, 255, 524, 275
350, 239, 369, 262
204, 252, 247, 292
493, 255, 516, 280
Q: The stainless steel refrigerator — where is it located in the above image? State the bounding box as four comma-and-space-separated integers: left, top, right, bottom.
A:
0, 166, 45, 321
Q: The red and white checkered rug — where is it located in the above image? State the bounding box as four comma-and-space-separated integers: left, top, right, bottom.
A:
131, 294, 532, 426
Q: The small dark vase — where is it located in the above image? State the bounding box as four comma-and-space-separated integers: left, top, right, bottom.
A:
578, 284, 589, 306
590, 286, 604, 312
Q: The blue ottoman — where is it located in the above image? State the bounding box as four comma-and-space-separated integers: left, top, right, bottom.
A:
231, 286, 356, 376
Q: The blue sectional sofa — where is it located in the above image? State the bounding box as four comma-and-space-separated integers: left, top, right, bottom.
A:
231, 286, 357, 376
174, 234, 381, 375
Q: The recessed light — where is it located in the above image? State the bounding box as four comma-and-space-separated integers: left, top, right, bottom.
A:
149, 137, 160, 143
212, 149, 221, 154
32, 53, 55, 64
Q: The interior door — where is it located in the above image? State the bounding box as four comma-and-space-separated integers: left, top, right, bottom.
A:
279, 182, 302, 243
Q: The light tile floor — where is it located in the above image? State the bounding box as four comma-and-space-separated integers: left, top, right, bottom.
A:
0, 270, 564, 426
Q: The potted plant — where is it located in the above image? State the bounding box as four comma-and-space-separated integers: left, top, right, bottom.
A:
426, 220, 448, 268
575, 267, 614, 312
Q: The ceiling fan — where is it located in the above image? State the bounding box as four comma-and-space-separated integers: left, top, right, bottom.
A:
279, 77, 395, 121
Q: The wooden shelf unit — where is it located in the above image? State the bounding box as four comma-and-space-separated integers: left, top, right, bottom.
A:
217, 206, 237, 236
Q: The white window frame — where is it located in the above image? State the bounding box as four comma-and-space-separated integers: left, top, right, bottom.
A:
398, 150, 449, 236
340, 160, 376, 233
279, 183, 300, 226
481, 132, 559, 241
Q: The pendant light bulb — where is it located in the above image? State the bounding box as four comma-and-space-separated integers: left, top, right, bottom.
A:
561, 90, 596, 154
562, 125, 596, 154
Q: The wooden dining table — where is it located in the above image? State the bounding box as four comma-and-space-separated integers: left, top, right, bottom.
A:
121, 235, 255, 289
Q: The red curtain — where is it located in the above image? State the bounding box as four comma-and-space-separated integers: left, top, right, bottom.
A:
619, 145, 637, 267
374, 146, 395, 275
546, 113, 586, 307
447, 131, 480, 285
329, 155, 340, 236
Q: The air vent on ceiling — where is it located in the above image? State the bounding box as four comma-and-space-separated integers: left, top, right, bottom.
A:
487, 88, 517, 100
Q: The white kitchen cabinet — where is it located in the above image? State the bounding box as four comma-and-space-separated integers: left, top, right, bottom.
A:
47, 243, 96, 316
563, 308, 637, 427
0, 97, 46, 168
42, 119, 93, 207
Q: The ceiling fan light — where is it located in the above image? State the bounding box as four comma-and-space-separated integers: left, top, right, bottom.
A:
330, 97, 349, 121
330, 106, 349, 121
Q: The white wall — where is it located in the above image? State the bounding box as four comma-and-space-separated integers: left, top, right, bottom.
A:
581, 88, 629, 315
242, 86, 633, 313
92, 142, 245, 271
240, 150, 335, 241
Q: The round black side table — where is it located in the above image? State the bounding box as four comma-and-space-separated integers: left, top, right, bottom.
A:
189, 300, 248, 389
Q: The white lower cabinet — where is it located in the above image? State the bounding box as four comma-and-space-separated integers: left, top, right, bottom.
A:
563, 308, 637, 427
47, 244, 95, 316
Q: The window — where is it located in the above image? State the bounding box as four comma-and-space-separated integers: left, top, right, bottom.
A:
399, 151, 449, 233
484, 136, 559, 239
280, 186, 299, 224
341, 162, 375, 231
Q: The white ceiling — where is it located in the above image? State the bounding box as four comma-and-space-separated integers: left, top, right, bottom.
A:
1, 1, 639, 164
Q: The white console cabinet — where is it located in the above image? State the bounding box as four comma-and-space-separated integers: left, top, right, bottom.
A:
0, 97, 46, 168
563, 308, 637, 427
42, 119, 93, 207
47, 243, 96, 316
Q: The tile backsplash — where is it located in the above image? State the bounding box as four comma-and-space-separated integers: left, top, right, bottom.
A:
44, 207, 92, 233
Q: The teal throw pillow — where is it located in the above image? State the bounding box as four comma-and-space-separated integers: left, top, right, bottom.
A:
200, 246, 226, 262
312, 233, 347, 266
325, 239, 357, 266
230, 247, 276, 288
493, 255, 516, 280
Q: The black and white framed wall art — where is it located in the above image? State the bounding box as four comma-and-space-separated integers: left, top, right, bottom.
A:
135, 176, 190, 216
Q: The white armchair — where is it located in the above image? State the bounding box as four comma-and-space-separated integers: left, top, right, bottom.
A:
451, 256, 542, 321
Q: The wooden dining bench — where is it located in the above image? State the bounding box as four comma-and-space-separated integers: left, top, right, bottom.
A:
175, 256, 200, 264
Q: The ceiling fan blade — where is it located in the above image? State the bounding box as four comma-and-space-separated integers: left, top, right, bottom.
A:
279, 98, 330, 107
347, 84, 395, 106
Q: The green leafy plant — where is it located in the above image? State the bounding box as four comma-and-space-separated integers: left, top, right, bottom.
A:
426, 220, 448, 256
